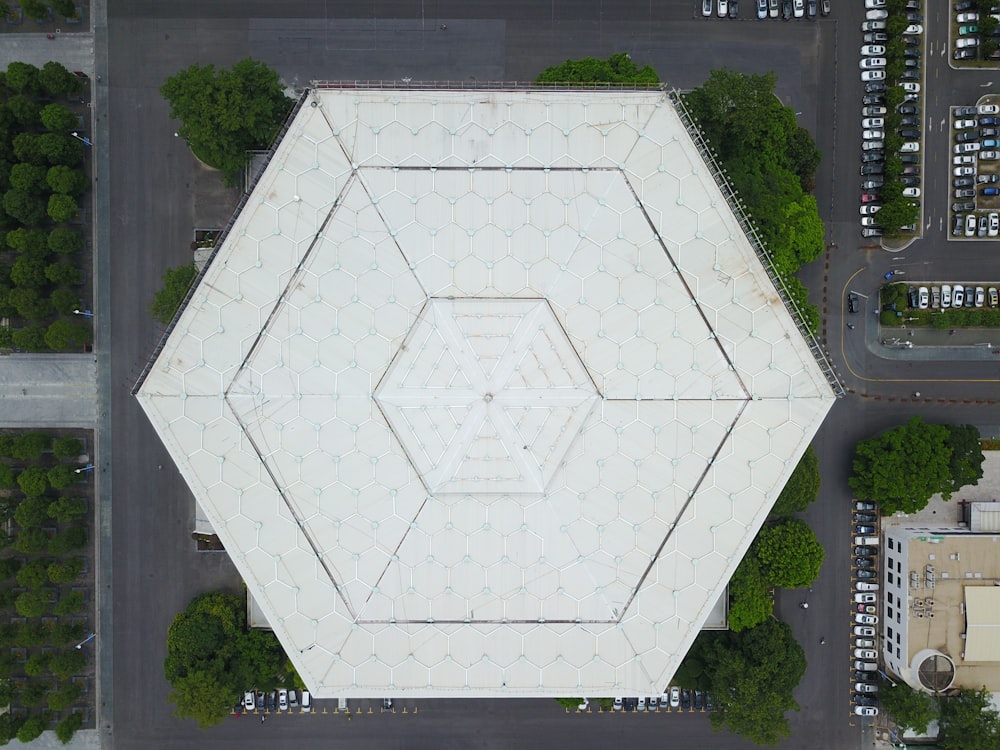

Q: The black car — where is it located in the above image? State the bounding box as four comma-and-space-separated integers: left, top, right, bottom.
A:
854, 670, 876, 682
729, 0, 739, 17
854, 695, 878, 707
956, 105, 978, 117
848, 292, 860, 313
863, 94, 886, 106
854, 513, 877, 523
955, 49, 977, 60
900, 70, 921, 82
865, 32, 889, 43
899, 129, 921, 139
782, 0, 792, 19
900, 176, 920, 187
907, 286, 918, 308
856, 569, 877, 580
902, 165, 921, 174
854, 545, 877, 556
953, 201, 976, 212
861, 152, 883, 164
898, 105, 921, 115
256, 691, 265, 711
681, 689, 692, 710
861, 164, 885, 176
855, 557, 876, 568
955, 177, 975, 188
953, 213, 965, 235
965, 286, 975, 308
694, 691, 704, 711
865, 82, 888, 94
266, 691, 276, 712
900, 154, 920, 164
954, 0, 975, 9
705, 692, 715, 711
904, 47, 921, 58
900, 117, 920, 127
902, 35, 921, 46
956, 130, 980, 143
906, 12, 922, 22
856, 524, 876, 535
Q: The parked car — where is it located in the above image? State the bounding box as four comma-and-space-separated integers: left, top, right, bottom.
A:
953, 213, 966, 235
954, 286, 966, 307
856, 569, 878, 580
983, 187, 1000, 196
955, 119, 978, 130
932, 286, 940, 308
854, 657, 878, 668
899, 104, 921, 115
955, 142, 982, 154
854, 545, 877, 556
864, 94, 886, 106
855, 593, 877, 604
855, 557, 876, 568
990, 213, 999, 236
955, 48, 977, 60
943, 285, 953, 306
989, 288, 999, 307
856, 582, 880, 592
981, 150, 1000, 160
955, 188, 976, 199
301, 690, 312, 713
681, 689, 692, 711
965, 285, 976, 306
863, 106, 887, 117
855, 706, 879, 716
955, 201, 976, 213
903, 187, 921, 198
979, 104, 1000, 115
979, 174, 1000, 183
861, 45, 886, 57
277, 688, 288, 712
854, 625, 876, 637
855, 524, 876, 534
900, 141, 919, 152
243, 691, 255, 712
976, 287, 986, 307
957, 130, 981, 142
957, 37, 980, 48
862, 117, 885, 128
957, 12, 980, 23
854, 649, 878, 659
855, 683, 879, 693
854, 512, 877, 523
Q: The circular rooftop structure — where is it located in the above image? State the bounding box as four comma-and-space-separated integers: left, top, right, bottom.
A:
913, 649, 956, 693
136, 87, 835, 698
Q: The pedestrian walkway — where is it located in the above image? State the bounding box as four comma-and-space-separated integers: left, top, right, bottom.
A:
6, 729, 100, 749
0, 354, 96, 427
0, 32, 94, 74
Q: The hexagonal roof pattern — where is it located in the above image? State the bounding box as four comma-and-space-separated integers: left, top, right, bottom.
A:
136, 87, 836, 699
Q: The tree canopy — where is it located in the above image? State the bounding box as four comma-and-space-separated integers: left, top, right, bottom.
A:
879, 679, 937, 735
726, 553, 772, 632
160, 58, 294, 185
850, 417, 984, 513
148, 264, 198, 324
702, 619, 806, 745
753, 517, 824, 589
770, 445, 820, 517
940, 687, 1000, 750
536, 52, 659, 84
165, 591, 287, 728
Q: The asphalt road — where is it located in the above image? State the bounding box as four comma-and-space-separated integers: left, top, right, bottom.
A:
102, 2, 1000, 749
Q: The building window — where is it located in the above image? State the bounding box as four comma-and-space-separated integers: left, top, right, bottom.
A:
888, 571, 894, 584
896, 633, 901, 644
888, 606, 894, 620
888, 592, 894, 604
888, 626, 894, 639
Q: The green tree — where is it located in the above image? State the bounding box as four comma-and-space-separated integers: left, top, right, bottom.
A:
17, 466, 49, 496
0, 464, 14, 489
12, 132, 44, 164
0, 714, 24, 745
14, 496, 51, 529
850, 416, 970, 513
45, 319, 90, 351
38, 61, 82, 97
149, 264, 197, 324
879, 679, 937, 734
876, 199, 920, 236
0, 557, 22, 580
536, 52, 659, 84
160, 58, 294, 185
19, 0, 48, 20
13, 527, 49, 554
54, 711, 83, 744
15, 714, 47, 744
786, 126, 822, 191
24, 651, 51, 676
12, 432, 51, 460
770, 446, 820, 517
702, 619, 806, 745
47, 193, 79, 223
15, 589, 49, 617
944, 425, 985, 495
13, 325, 50, 352
47, 680, 82, 711
52, 0, 78, 17
7, 227, 50, 256
940, 687, 1000, 750
17, 558, 51, 590
45, 260, 83, 287
53, 590, 84, 617
47, 496, 87, 523
12, 254, 49, 287
3, 189, 47, 225
8, 163, 48, 194
169, 668, 239, 729
39, 103, 78, 134
727, 553, 772, 632
9, 288, 52, 321
47, 558, 83, 584
5, 62, 41, 94
52, 436, 83, 460
48, 523, 87, 555
38, 133, 83, 167
48, 227, 84, 255
49, 648, 85, 678
753, 518, 824, 588
51, 621, 84, 646
46, 165, 87, 197
7, 94, 41, 127
19, 679, 50, 706
48, 463, 82, 490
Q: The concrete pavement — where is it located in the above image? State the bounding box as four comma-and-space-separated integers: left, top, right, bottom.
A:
0, 354, 96, 427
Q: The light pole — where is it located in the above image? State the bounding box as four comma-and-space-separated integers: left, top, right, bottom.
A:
70, 131, 92, 147
74, 464, 94, 474
75, 632, 96, 649
73, 309, 93, 318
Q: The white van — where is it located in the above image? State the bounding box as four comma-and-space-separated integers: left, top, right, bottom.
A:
301, 691, 311, 713
854, 536, 879, 546
338, 696, 348, 712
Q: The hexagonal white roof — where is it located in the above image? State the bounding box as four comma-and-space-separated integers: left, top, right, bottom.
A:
136, 87, 836, 699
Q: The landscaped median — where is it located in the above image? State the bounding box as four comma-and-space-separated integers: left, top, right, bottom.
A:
879, 281, 1000, 328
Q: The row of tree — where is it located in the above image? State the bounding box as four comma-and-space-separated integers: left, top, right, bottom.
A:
682, 69, 824, 334
2, 1, 80, 22
880, 679, 1000, 750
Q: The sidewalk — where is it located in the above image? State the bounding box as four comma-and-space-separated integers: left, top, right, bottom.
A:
872, 322, 1000, 361
0, 354, 96, 427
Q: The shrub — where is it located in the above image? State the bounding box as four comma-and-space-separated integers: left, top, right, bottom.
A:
47, 558, 83, 584
17, 466, 49, 496
49, 648, 85, 677
149, 264, 198, 324
13, 527, 49, 554
15, 589, 50, 617
52, 0, 79, 17
19, 0, 48, 20
24, 651, 51, 676
52, 436, 83, 461
48, 524, 87, 555
47, 464, 80, 490
0, 587, 18, 608
19, 680, 50, 707
44, 319, 90, 351
17, 621, 51, 647
16, 558, 51, 590
47, 194, 79, 223
51, 621, 84, 646
12, 326, 50, 352
15, 714, 47, 744
13, 433, 51, 461
47, 680, 82, 711
47, 496, 87, 523
53, 590, 83, 617
14, 496, 52, 529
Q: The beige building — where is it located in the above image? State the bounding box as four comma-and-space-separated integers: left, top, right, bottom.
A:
883, 505, 1000, 693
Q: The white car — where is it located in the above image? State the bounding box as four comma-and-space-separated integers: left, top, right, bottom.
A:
860, 216, 880, 227
855, 582, 880, 592
966, 214, 978, 236
904, 24, 923, 34
918, 287, 929, 308
278, 688, 288, 711
954, 155, 977, 165
863, 106, 887, 116
243, 691, 255, 712
854, 649, 878, 660
901, 82, 920, 93
957, 12, 979, 23
954, 286, 966, 307
669, 686, 680, 708
990, 212, 999, 237
981, 150, 999, 160
955, 166, 976, 176
861, 70, 886, 82
864, 0, 885, 7
862, 140, 884, 151
903, 187, 921, 197
956, 142, 982, 153
855, 683, 879, 693
855, 706, 879, 716
613, 696, 624, 711
863, 129, 884, 140
979, 104, 1000, 115
860, 57, 886, 69
957, 37, 979, 48
702, 0, 713, 16
855, 614, 878, 625
860, 45, 885, 56
862, 117, 884, 128
900, 141, 919, 152
860, 204, 881, 215
854, 625, 876, 636
866, 9, 888, 20
718, 0, 728, 17
855, 638, 875, 649
942, 285, 953, 305
955, 119, 978, 130
855, 593, 878, 603
757, 0, 768, 19
794, 0, 804, 17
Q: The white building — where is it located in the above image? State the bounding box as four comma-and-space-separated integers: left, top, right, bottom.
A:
135, 86, 837, 699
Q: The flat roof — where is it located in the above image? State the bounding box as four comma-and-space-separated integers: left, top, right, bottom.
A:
136, 87, 835, 698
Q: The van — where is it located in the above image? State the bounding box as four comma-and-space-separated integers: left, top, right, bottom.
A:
854, 536, 879, 546
338, 697, 348, 712
854, 660, 878, 671
301, 691, 312, 712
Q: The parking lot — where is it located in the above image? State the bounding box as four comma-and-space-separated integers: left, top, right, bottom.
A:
851, 505, 881, 718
